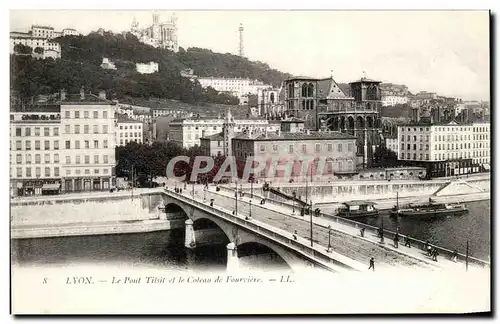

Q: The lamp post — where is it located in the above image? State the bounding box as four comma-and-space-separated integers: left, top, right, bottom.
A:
249, 200, 252, 218
235, 181, 238, 215
203, 186, 207, 202
309, 200, 313, 247
327, 225, 332, 252
250, 178, 254, 199
292, 191, 296, 214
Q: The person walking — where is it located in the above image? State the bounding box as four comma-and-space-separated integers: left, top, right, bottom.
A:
394, 233, 399, 248
368, 257, 375, 271
404, 235, 411, 248
452, 249, 458, 263
360, 228, 365, 238
293, 230, 298, 241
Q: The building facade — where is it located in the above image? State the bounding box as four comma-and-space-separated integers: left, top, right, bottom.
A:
10, 109, 62, 197
257, 87, 285, 119
116, 118, 144, 147
232, 127, 358, 182
285, 74, 383, 168
10, 32, 61, 59
169, 114, 280, 149
197, 77, 271, 104
136, 62, 159, 74
131, 13, 178, 52
382, 95, 409, 107
59, 91, 117, 192
397, 121, 490, 177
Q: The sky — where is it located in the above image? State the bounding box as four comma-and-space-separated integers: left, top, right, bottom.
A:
10, 10, 490, 101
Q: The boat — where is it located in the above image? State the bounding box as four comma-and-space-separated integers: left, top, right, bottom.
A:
390, 198, 468, 218
336, 201, 379, 218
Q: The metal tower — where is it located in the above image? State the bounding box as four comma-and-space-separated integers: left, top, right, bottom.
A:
238, 23, 244, 57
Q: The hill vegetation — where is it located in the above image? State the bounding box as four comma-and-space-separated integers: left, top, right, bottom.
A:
10, 31, 292, 107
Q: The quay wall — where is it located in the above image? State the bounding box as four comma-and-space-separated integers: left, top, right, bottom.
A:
250, 178, 490, 204
11, 190, 170, 227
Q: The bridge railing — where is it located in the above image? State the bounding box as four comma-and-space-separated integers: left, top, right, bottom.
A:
164, 189, 361, 272
216, 186, 490, 269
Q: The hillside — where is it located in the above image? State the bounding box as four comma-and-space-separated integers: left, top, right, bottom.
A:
10, 31, 292, 108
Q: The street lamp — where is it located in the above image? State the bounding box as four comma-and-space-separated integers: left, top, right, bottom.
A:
327, 225, 332, 252
235, 181, 238, 215
203, 186, 207, 202
309, 200, 313, 247
292, 191, 296, 214
249, 200, 252, 218
250, 177, 254, 199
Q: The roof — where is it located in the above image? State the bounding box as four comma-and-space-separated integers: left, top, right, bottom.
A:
317, 77, 350, 99
10, 32, 45, 39
32, 25, 55, 30
342, 201, 376, 206
11, 105, 61, 113
233, 130, 356, 141
200, 132, 224, 141
56, 93, 115, 105
349, 77, 382, 84
117, 113, 142, 123
286, 76, 318, 81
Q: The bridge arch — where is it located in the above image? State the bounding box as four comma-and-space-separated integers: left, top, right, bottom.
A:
237, 242, 291, 271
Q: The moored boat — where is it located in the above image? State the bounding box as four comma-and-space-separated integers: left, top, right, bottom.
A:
390, 202, 468, 218
336, 201, 379, 218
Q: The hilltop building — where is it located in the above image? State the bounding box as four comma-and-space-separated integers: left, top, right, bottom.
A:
197, 77, 271, 104
131, 13, 178, 52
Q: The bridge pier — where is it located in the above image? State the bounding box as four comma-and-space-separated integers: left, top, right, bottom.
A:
226, 242, 239, 271
185, 219, 196, 249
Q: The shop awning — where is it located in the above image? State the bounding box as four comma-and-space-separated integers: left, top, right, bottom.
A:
42, 183, 60, 190
483, 164, 490, 170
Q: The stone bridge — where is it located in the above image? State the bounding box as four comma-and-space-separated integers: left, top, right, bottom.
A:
161, 189, 363, 273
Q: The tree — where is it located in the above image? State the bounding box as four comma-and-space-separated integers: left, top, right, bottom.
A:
373, 146, 400, 168
13, 44, 32, 55
34, 47, 44, 55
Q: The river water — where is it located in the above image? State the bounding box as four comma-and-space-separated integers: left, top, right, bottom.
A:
11, 200, 490, 269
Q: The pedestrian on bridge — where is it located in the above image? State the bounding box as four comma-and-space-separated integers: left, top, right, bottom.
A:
293, 230, 298, 240
404, 236, 411, 248
394, 233, 399, 248
360, 228, 365, 238
432, 248, 439, 262
368, 257, 375, 271
452, 249, 458, 262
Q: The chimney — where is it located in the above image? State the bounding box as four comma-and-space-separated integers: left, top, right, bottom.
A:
306, 129, 311, 135
98, 90, 106, 100
60, 89, 66, 101
80, 86, 85, 100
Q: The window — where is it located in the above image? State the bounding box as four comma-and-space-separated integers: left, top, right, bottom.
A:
103, 140, 108, 148
76, 156, 80, 164
35, 154, 41, 164
289, 145, 293, 153
272, 144, 278, 152
66, 156, 71, 164
413, 144, 417, 150
85, 169, 90, 175
16, 167, 22, 177
45, 167, 50, 177
26, 154, 31, 164
35, 140, 40, 150
93, 125, 98, 134
16, 127, 22, 136
85, 156, 89, 164
260, 145, 265, 152
103, 155, 108, 164
44, 127, 50, 136
75, 111, 80, 119
16, 154, 22, 164
85, 141, 89, 149
75, 125, 80, 134
315, 144, 321, 153
65, 125, 70, 134
35, 127, 40, 136
327, 143, 333, 152
53, 153, 59, 163
44, 154, 50, 163
94, 140, 99, 148
75, 140, 80, 149
348, 143, 353, 152
44, 140, 50, 150
26, 167, 31, 177
94, 169, 99, 174
338, 144, 342, 152
103, 111, 108, 119
93, 111, 98, 119
84, 125, 89, 134
103, 168, 109, 174
84, 111, 89, 119
94, 155, 99, 164
53, 127, 59, 136
65, 141, 70, 149
25, 128, 31, 136
54, 167, 59, 177
103, 125, 108, 134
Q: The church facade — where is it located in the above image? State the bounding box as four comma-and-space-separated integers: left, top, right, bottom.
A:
131, 13, 178, 52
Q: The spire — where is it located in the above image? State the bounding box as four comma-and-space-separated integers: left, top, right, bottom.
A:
330, 69, 334, 79
362, 71, 367, 80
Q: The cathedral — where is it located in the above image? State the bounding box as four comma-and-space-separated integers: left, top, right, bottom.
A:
131, 13, 178, 52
